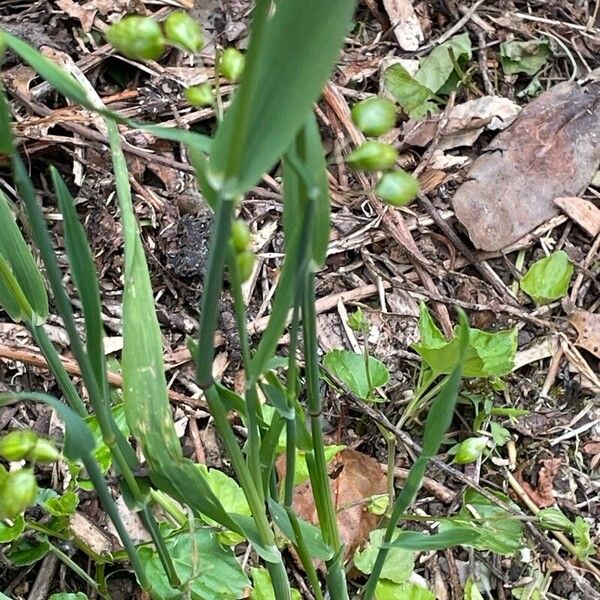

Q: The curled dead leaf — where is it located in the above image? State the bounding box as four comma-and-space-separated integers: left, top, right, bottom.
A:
517, 458, 562, 508
403, 95, 520, 150
452, 79, 600, 251
282, 448, 387, 563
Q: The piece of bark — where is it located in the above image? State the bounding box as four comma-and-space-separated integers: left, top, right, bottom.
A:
452, 79, 600, 251
381, 0, 424, 51
554, 196, 600, 237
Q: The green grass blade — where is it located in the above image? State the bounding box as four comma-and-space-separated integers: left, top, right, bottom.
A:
51, 167, 107, 397
248, 127, 317, 382
387, 528, 480, 551
0, 391, 149, 591
362, 309, 470, 600
299, 115, 330, 266
0, 191, 48, 323
209, 0, 355, 195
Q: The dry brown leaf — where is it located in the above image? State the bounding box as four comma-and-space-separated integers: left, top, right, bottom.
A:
57, 0, 96, 32
403, 96, 520, 150
286, 448, 386, 562
381, 0, 424, 51
582, 440, 600, 469
554, 197, 600, 237
517, 458, 562, 508
569, 309, 600, 358
452, 79, 600, 251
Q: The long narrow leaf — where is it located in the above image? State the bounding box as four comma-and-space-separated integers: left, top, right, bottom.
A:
387, 528, 481, 551
0, 191, 48, 323
210, 0, 355, 195
51, 167, 107, 397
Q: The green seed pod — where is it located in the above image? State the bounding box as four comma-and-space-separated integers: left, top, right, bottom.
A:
106, 16, 165, 61
220, 48, 245, 81
451, 436, 487, 465
375, 169, 420, 207
184, 83, 213, 107
0, 431, 38, 462
536, 508, 574, 533
30, 438, 61, 463
230, 219, 251, 253
0, 469, 38, 519
164, 11, 204, 54
346, 142, 398, 172
351, 97, 396, 137
236, 250, 255, 283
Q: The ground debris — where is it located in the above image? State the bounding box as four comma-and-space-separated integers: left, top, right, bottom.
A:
452, 79, 600, 251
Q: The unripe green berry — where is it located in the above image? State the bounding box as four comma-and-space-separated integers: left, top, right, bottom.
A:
236, 251, 255, 283
0, 469, 38, 519
220, 48, 245, 81
184, 83, 213, 107
231, 220, 251, 253
106, 16, 165, 61
164, 11, 204, 54
351, 97, 396, 137
346, 142, 397, 172
0, 431, 38, 462
451, 436, 487, 465
375, 170, 420, 206
536, 508, 574, 533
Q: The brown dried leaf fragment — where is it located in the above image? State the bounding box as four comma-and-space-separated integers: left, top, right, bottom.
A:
452, 79, 600, 251
517, 458, 562, 508
290, 448, 387, 562
569, 309, 600, 358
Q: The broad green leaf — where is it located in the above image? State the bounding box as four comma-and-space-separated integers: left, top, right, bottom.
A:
384, 34, 471, 118
196, 465, 250, 544
49, 594, 88, 600
387, 527, 480, 551
573, 516, 595, 561
43, 489, 79, 517
354, 529, 415, 584
51, 168, 107, 395
520, 251, 573, 305
209, 0, 355, 196
500, 40, 551, 76
463, 577, 485, 600
268, 499, 333, 561
0, 515, 24, 542
415, 33, 472, 93
293, 444, 344, 487
439, 489, 523, 555
250, 567, 302, 600
489, 421, 511, 446
324, 349, 389, 401
383, 63, 436, 118
7, 538, 50, 566
413, 303, 517, 378
375, 580, 434, 600
0, 190, 48, 323
140, 527, 250, 600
